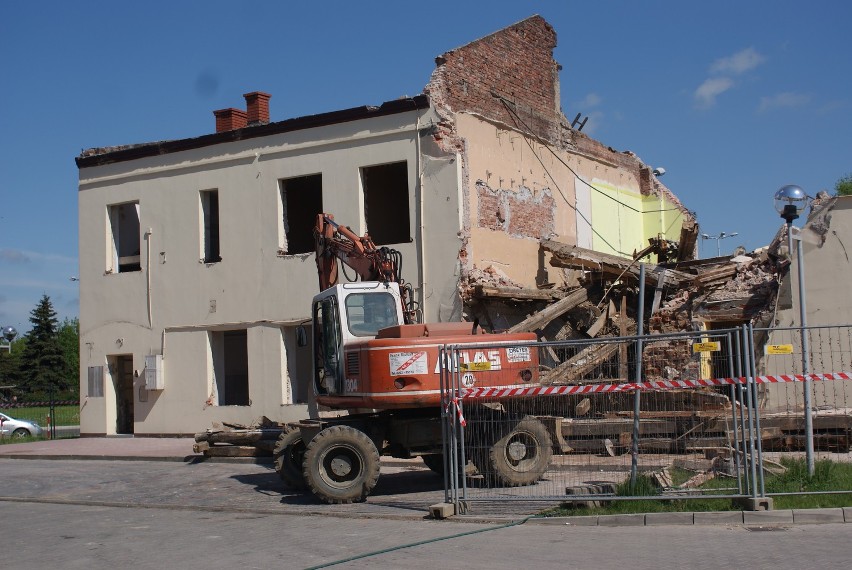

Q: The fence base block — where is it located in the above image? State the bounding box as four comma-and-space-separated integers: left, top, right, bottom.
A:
429, 502, 456, 519
735, 496, 774, 511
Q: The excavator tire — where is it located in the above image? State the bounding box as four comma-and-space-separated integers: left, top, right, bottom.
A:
303, 425, 380, 504
273, 426, 307, 490
472, 416, 553, 487
421, 454, 446, 474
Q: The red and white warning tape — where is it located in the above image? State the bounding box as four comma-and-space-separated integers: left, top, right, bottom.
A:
445, 396, 467, 427
459, 371, 852, 400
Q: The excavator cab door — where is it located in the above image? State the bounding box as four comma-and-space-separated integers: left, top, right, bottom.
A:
313, 296, 342, 395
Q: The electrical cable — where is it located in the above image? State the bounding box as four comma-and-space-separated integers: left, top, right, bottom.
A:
496, 95, 682, 214
303, 515, 537, 570
497, 97, 630, 256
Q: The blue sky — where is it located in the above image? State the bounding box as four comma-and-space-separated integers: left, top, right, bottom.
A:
1, 1, 850, 332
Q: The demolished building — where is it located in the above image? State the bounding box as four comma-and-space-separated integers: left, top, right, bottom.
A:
75, 15, 695, 436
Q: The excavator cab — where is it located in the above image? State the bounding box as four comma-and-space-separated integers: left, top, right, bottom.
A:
312, 282, 405, 396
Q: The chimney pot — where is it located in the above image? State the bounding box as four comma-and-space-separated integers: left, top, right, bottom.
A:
213, 108, 247, 133
244, 91, 271, 125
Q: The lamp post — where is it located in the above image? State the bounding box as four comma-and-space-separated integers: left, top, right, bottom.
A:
1, 326, 17, 353
774, 184, 814, 476
700, 232, 739, 257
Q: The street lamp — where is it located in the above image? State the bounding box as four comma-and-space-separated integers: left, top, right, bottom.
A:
700, 231, 739, 257
1, 326, 17, 353
774, 184, 814, 476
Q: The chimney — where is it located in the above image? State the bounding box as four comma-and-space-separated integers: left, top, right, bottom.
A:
213, 108, 247, 133
244, 91, 271, 126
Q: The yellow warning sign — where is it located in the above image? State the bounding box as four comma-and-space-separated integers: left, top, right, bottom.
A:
765, 344, 794, 355
460, 362, 492, 371
692, 341, 721, 353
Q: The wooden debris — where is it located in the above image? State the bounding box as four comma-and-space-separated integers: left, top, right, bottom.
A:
542, 239, 692, 288
650, 467, 674, 489
676, 218, 698, 262
194, 418, 284, 458
508, 288, 587, 333
473, 285, 562, 301
540, 341, 622, 384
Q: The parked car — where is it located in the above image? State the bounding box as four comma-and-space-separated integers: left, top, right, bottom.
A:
0, 412, 43, 438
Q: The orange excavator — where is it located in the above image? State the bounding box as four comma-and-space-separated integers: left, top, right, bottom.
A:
274, 214, 552, 504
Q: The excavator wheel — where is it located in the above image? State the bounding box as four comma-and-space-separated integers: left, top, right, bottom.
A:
303, 425, 380, 504
273, 426, 307, 490
472, 416, 553, 487
421, 454, 446, 475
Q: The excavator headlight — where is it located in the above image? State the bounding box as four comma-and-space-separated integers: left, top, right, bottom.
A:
519, 369, 533, 383
393, 378, 406, 390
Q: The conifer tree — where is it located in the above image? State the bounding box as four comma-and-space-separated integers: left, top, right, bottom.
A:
19, 295, 65, 395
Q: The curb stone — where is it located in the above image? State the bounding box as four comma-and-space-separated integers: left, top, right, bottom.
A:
598, 513, 645, 526
693, 511, 744, 525
743, 509, 794, 525
644, 512, 694, 526
792, 508, 845, 524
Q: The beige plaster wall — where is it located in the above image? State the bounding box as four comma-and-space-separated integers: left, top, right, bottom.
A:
78, 108, 462, 435
760, 197, 852, 412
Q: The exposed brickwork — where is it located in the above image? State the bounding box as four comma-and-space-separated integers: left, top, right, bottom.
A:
476, 181, 555, 240
426, 15, 560, 143
244, 91, 271, 125
213, 108, 247, 132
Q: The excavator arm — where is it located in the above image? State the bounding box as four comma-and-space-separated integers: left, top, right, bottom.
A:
314, 213, 419, 323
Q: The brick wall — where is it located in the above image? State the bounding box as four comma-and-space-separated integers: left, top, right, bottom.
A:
426, 15, 560, 142
476, 181, 555, 239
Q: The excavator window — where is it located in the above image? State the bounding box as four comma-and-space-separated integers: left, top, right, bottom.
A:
344, 293, 398, 337
314, 298, 342, 395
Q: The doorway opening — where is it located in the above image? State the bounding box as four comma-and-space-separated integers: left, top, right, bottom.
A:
109, 354, 134, 434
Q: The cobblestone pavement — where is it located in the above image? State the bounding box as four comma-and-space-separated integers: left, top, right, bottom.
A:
0, 457, 464, 519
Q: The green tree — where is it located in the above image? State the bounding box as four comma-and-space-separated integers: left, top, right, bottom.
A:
57, 317, 80, 396
0, 338, 22, 397
836, 174, 852, 196
19, 295, 65, 397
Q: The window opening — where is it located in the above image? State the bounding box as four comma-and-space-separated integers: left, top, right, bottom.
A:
361, 161, 410, 245
201, 190, 221, 263
108, 202, 141, 272
279, 174, 322, 254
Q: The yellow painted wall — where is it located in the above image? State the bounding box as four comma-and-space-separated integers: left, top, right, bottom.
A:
590, 181, 685, 258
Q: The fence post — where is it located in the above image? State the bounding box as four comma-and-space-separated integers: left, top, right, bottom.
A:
630, 263, 646, 486
726, 332, 743, 495
49, 384, 57, 440
439, 345, 451, 505
747, 323, 766, 498
741, 325, 759, 498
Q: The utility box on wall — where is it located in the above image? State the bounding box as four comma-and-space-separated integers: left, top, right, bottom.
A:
144, 354, 164, 390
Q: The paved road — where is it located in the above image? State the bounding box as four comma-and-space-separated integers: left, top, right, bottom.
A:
1, 456, 851, 569
2, 498, 851, 570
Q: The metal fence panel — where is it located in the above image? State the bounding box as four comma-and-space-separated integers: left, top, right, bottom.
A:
0, 400, 80, 440
441, 329, 759, 512
753, 324, 852, 459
